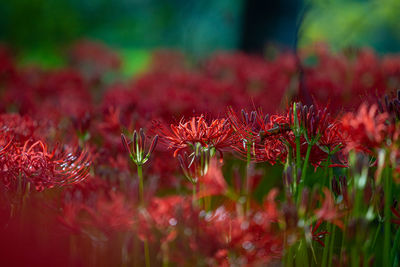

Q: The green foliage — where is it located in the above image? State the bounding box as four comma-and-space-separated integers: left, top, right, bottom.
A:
300, 0, 400, 52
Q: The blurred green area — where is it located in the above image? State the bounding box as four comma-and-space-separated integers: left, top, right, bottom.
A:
300, 0, 400, 52
0, 0, 243, 74
1, 0, 400, 74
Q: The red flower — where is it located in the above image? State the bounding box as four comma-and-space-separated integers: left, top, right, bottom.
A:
310, 219, 329, 247
227, 106, 258, 145
59, 186, 134, 236
1, 140, 90, 192
315, 188, 344, 229
0, 114, 37, 144
342, 104, 389, 153
157, 115, 235, 158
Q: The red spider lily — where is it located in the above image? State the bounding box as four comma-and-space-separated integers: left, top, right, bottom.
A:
231, 107, 290, 165
256, 135, 288, 165
310, 219, 329, 247
377, 90, 400, 123
315, 188, 344, 229
1, 140, 90, 192
138, 196, 216, 258
203, 52, 293, 113
342, 104, 389, 153
222, 209, 283, 265
227, 106, 258, 144
0, 114, 37, 144
256, 112, 291, 164
302, 45, 386, 112
290, 102, 335, 144
140, 196, 185, 244
81, 191, 134, 234
59, 189, 134, 237
240, 104, 334, 167
318, 121, 346, 154
157, 115, 235, 158
263, 188, 280, 222
228, 107, 289, 165
121, 128, 158, 166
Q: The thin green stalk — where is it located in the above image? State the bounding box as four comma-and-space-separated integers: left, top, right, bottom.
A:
324, 154, 332, 188
137, 165, 144, 204
245, 144, 251, 215
301, 143, 312, 182
295, 135, 301, 175
297, 143, 312, 204
144, 241, 150, 267
383, 166, 392, 267
295, 135, 302, 203
321, 222, 332, 267
327, 225, 336, 267
390, 227, 400, 266
371, 223, 381, 252
192, 182, 197, 207
286, 244, 294, 267
339, 214, 348, 265
351, 243, 359, 267
296, 239, 310, 267
136, 164, 150, 267
162, 243, 169, 267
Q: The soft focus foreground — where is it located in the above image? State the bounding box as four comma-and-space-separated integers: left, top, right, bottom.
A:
1, 41, 400, 266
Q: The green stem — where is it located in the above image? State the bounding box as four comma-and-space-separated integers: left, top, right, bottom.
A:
327, 225, 336, 267
371, 223, 381, 252
192, 182, 197, 207
295, 135, 301, 175
339, 214, 348, 265
384, 166, 392, 267
297, 143, 312, 204
301, 143, 312, 183
137, 165, 144, 204
144, 240, 150, 267
162, 243, 169, 267
324, 154, 332, 188
136, 164, 150, 267
245, 144, 251, 215
351, 243, 359, 267
296, 238, 310, 267
285, 244, 294, 267
390, 227, 400, 265
321, 223, 332, 267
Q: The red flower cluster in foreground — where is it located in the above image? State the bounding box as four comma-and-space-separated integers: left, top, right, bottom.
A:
1, 41, 400, 266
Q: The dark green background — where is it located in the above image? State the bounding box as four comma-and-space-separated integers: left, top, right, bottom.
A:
1, 0, 399, 72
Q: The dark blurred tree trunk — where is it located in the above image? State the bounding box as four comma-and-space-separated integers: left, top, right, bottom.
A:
240, 0, 303, 53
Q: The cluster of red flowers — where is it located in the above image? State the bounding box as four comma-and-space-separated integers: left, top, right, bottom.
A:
2, 40, 400, 266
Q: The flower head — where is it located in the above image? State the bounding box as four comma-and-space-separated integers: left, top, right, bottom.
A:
121, 128, 158, 166
1, 140, 90, 192
157, 115, 235, 159
342, 104, 389, 153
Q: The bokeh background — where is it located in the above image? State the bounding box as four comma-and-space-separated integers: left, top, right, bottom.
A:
1, 0, 400, 73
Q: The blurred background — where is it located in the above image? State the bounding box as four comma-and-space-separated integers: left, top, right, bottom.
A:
0, 0, 399, 74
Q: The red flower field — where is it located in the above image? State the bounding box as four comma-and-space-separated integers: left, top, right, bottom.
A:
1, 41, 400, 266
